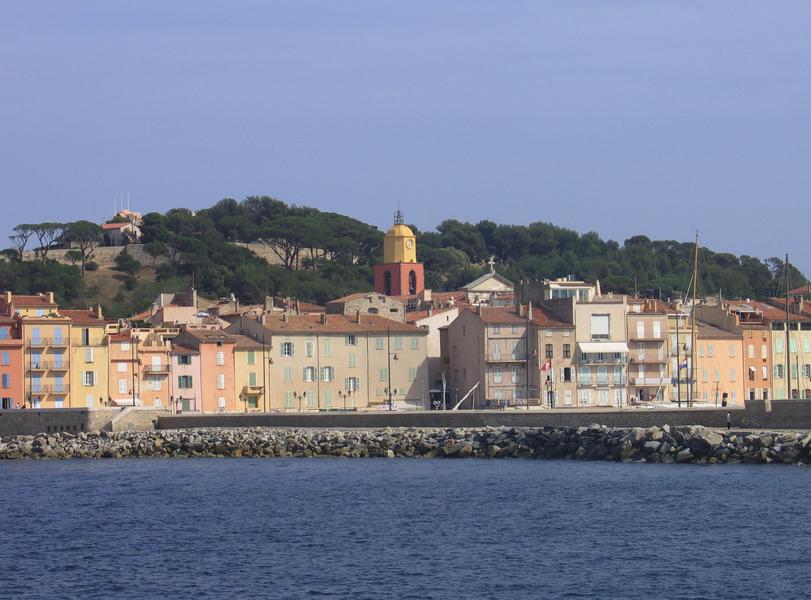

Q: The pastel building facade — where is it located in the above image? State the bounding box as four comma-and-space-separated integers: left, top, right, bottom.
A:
169, 344, 202, 413
694, 321, 745, 405
65, 307, 110, 409
172, 329, 237, 413
227, 313, 429, 411
626, 299, 670, 403
0, 315, 24, 409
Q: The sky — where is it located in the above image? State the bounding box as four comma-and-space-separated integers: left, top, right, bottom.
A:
1, 1, 809, 273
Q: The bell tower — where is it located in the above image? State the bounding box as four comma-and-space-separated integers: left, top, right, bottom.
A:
374, 210, 425, 296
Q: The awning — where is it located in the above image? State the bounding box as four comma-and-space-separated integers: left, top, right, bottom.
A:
577, 342, 629, 354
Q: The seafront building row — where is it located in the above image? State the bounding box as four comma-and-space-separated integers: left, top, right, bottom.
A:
2, 213, 810, 412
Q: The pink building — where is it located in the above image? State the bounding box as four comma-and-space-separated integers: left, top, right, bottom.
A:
169, 344, 202, 413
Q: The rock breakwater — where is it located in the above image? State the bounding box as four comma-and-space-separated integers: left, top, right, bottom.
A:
2, 425, 811, 464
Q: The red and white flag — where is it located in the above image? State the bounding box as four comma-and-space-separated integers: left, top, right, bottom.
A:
541, 358, 551, 372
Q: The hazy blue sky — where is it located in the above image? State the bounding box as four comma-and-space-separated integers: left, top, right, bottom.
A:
2, 2, 809, 272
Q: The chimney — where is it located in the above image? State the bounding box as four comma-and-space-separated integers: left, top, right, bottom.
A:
5, 291, 11, 304
355, 310, 361, 323
527, 301, 533, 321
283, 312, 289, 323
427, 307, 433, 317
320, 313, 327, 325
48, 291, 54, 304
423, 289, 432, 303
95, 304, 103, 319
296, 299, 301, 314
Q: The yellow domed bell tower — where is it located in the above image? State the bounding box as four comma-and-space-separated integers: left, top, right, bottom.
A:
374, 210, 425, 296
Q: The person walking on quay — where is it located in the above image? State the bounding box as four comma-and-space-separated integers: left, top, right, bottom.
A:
726, 411, 732, 430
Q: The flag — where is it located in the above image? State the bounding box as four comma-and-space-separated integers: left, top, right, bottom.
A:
541, 358, 552, 372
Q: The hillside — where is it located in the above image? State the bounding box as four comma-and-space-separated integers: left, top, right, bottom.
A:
3, 195, 806, 317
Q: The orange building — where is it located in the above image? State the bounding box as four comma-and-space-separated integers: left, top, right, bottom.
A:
132, 329, 172, 409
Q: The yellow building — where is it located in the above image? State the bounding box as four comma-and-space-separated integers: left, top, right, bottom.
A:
64, 307, 111, 409
233, 335, 265, 411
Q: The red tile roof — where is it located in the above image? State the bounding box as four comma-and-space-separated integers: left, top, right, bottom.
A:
404, 307, 457, 323
256, 314, 427, 334
61, 309, 110, 325
11, 294, 56, 306
101, 222, 129, 230
465, 305, 571, 328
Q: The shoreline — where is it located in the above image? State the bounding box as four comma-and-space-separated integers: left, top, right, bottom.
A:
2, 425, 811, 465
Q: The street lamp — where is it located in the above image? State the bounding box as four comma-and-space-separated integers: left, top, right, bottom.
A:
546, 376, 554, 409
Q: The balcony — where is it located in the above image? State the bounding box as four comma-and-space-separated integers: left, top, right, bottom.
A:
30, 384, 70, 394
241, 384, 264, 396
25, 337, 68, 347
144, 364, 171, 374
632, 377, 670, 387
577, 375, 624, 387
487, 354, 528, 363
27, 360, 70, 372
629, 355, 666, 364
577, 355, 628, 365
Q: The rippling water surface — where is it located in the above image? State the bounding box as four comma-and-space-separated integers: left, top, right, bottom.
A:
2, 458, 811, 599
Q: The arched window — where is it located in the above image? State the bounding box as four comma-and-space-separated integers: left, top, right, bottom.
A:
408, 270, 417, 295
384, 270, 392, 296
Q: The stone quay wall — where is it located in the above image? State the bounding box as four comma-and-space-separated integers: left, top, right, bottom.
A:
158, 407, 737, 431
0, 409, 119, 437
2, 425, 810, 465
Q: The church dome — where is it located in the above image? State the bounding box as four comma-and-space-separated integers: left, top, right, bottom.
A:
386, 223, 414, 238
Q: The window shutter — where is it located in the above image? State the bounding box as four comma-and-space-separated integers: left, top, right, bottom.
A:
93, 371, 98, 386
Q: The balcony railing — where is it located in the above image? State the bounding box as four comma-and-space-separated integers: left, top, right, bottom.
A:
30, 384, 70, 394
26, 337, 68, 347
578, 375, 624, 387
632, 377, 670, 386
577, 355, 628, 365
487, 354, 528, 362
27, 361, 70, 372
629, 355, 666, 364
144, 365, 170, 374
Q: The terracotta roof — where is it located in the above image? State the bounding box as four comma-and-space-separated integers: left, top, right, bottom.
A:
327, 292, 382, 303
184, 329, 237, 344
405, 307, 457, 323
747, 301, 810, 323
465, 305, 571, 328
170, 344, 199, 355
101, 222, 129, 230
230, 334, 263, 350
61, 309, 110, 325
696, 320, 741, 340
11, 294, 56, 306
254, 314, 427, 335
109, 333, 132, 341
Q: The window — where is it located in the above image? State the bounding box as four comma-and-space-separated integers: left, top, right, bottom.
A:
150, 379, 162, 391
511, 342, 519, 359
563, 367, 572, 383
321, 366, 335, 382
118, 379, 127, 394
177, 354, 191, 365
580, 366, 591, 384
54, 398, 63, 409
597, 389, 609, 405
636, 321, 645, 339
36, 309, 45, 317
713, 369, 720, 382
0, 374, 8, 388
790, 338, 798, 353
563, 344, 571, 359
545, 344, 553, 358
614, 366, 622, 384
729, 369, 737, 382
323, 390, 332, 408
85, 347, 94, 363
247, 397, 258, 409
512, 367, 520, 384
284, 391, 294, 409
804, 364, 811, 379
379, 368, 388, 382
762, 366, 768, 381
597, 366, 607, 385
376, 337, 384, 351
652, 321, 661, 338
408, 367, 416, 383
1, 352, 8, 366
306, 391, 316, 408
217, 374, 225, 389
748, 368, 755, 381
121, 341, 130, 351
83, 371, 96, 386
0, 328, 8, 340
492, 325, 501, 335
249, 372, 257, 386
178, 375, 193, 389
247, 351, 256, 365
729, 344, 736, 357
701, 368, 708, 382
707, 344, 714, 357
410, 337, 419, 350
305, 341, 314, 357
493, 366, 502, 383
805, 338, 811, 353
761, 344, 768, 359
323, 339, 332, 356
564, 390, 572, 406
117, 362, 127, 373
216, 351, 225, 366
579, 389, 591, 406
348, 353, 357, 368
303, 367, 317, 382
748, 345, 755, 359
590, 315, 610, 339
492, 343, 502, 358
346, 377, 359, 392
511, 325, 519, 334
281, 342, 294, 357
82, 328, 90, 346
346, 335, 358, 346
283, 367, 292, 383
394, 337, 403, 350
775, 364, 784, 379
776, 338, 784, 354
218, 397, 226, 411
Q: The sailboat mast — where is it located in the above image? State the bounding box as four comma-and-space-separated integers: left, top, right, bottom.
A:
690, 231, 699, 405
786, 253, 791, 399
